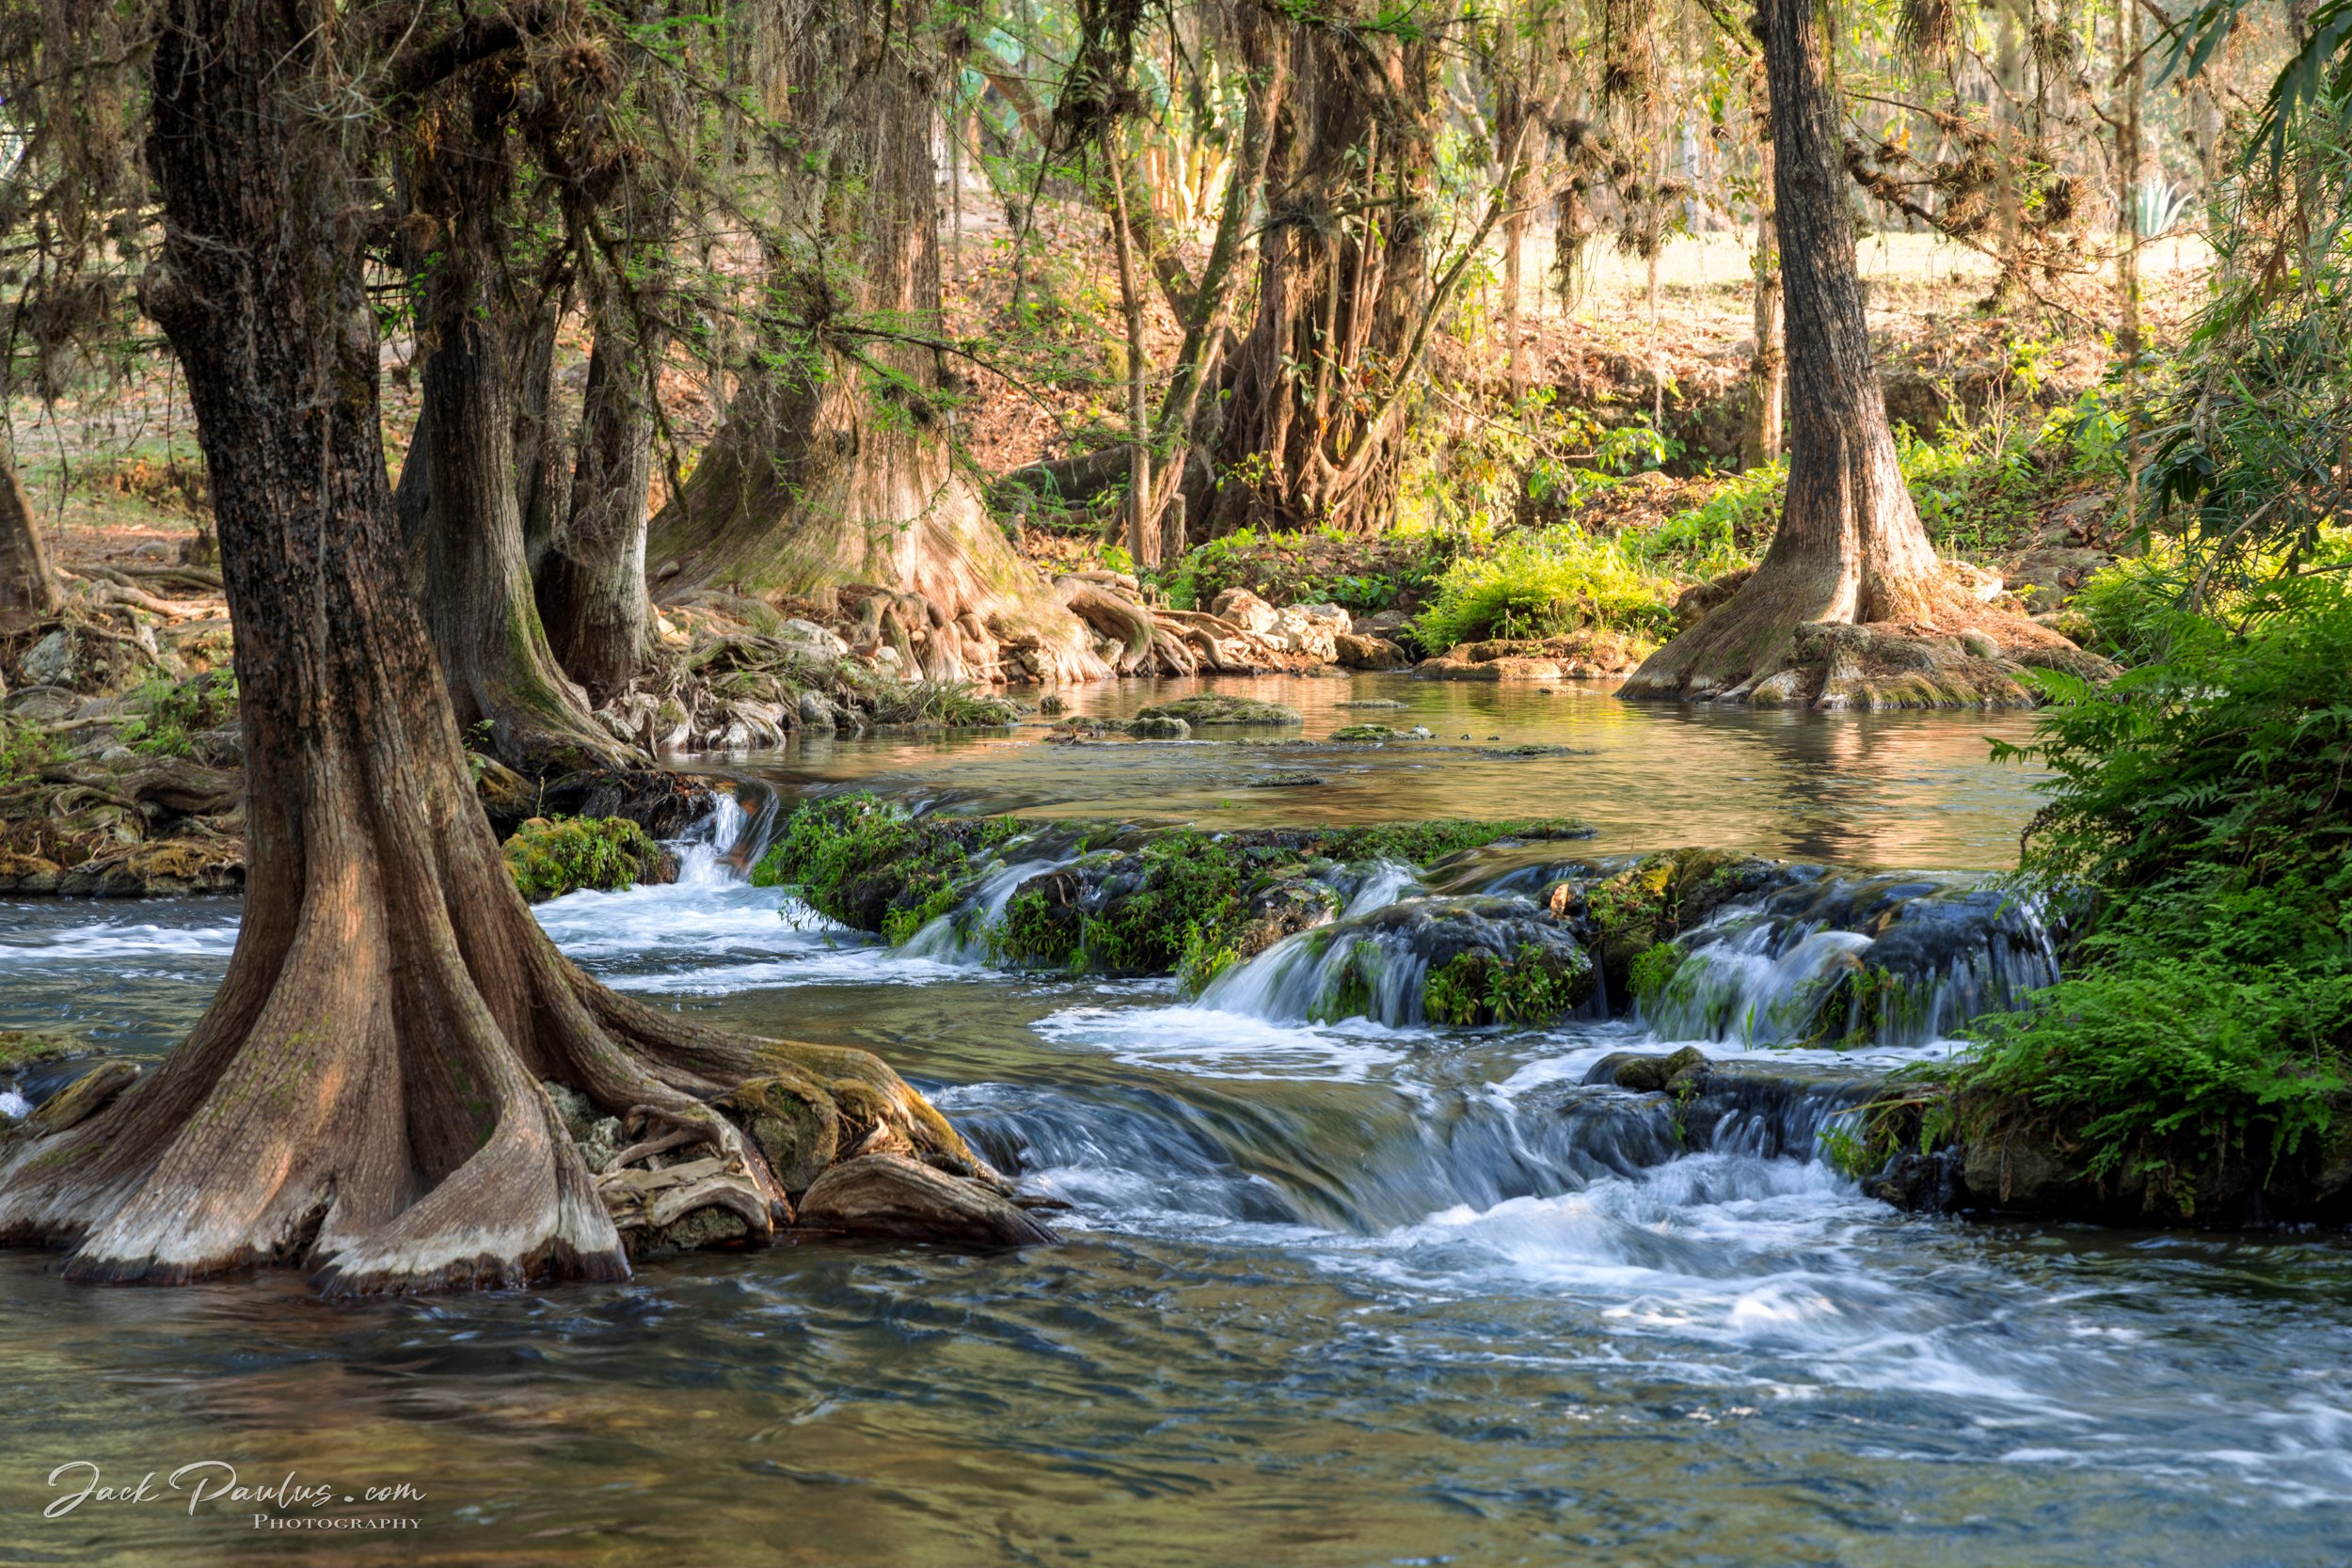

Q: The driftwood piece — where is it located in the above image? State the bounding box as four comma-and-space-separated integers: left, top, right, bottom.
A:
796, 1153, 1060, 1248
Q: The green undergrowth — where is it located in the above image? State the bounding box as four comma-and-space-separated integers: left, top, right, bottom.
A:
502, 816, 666, 903
1899, 576, 2352, 1216
1411, 527, 1678, 651
1422, 944, 1589, 1027
752, 794, 1023, 943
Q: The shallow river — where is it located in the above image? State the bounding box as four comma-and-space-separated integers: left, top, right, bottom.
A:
2, 677, 2346, 1566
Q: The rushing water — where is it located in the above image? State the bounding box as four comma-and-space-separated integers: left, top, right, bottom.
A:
2, 678, 2348, 1567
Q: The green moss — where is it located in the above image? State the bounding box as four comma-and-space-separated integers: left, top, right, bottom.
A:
1133, 694, 1302, 726
502, 816, 665, 903
1310, 940, 1383, 1023
1318, 818, 1590, 863
0, 1029, 85, 1074
1329, 722, 1403, 742
1422, 943, 1591, 1027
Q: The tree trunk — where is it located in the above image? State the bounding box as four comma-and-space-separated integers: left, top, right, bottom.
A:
540, 250, 666, 701
514, 287, 572, 583
1104, 122, 1156, 569
647, 0, 1103, 685
0, 0, 814, 1291
414, 77, 622, 769
0, 426, 62, 630
1620, 0, 1999, 703
1205, 20, 1438, 535
1740, 133, 1784, 470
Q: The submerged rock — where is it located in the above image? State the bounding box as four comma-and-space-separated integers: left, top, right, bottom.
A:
1132, 693, 1302, 726
797, 1153, 1058, 1248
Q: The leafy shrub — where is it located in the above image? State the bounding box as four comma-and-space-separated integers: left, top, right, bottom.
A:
1422, 943, 1590, 1027
1940, 577, 2352, 1211
1411, 527, 1677, 650
503, 816, 666, 903
118, 673, 236, 759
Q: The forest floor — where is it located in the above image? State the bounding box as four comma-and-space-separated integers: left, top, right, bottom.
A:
8, 208, 2206, 602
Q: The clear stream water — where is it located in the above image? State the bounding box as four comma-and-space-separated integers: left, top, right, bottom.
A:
1, 675, 2346, 1567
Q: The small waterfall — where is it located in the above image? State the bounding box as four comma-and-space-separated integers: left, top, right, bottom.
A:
1197, 916, 1435, 1027
1343, 861, 1422, 918
1642, 874, 2066, 1049
902, 855, 1072, 964
672, 788, 750, 886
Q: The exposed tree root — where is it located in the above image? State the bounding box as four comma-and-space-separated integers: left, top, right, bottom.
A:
1622, 567, 2107, 709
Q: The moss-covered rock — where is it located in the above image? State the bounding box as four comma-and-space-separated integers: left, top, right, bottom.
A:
751, 794, 1023, 940
501, 816, 676, 903
763, 798, 1595, 991
1125, 715, 1192, 739
1329, 722, 1403, 742
0, 1029, 87, 1075
1132, 694, 1302, 726
1549, 847, 1788, 1002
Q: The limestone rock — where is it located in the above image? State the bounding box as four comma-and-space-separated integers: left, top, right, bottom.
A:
796, 1153, 1059, 1247
1132, 694, 1301, 727
1210, 586, 1278, 633
1607, 1046, 1710, 1094
1335, 632, 1409, 670
775, 618, 850, 665
0, 850, 63, 894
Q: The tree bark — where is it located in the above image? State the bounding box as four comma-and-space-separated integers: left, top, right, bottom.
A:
1740, 133, 1784, 470
647, 0, 1103, 684
1621, 0, 2022, 704
0, 425, 62, 630
0, 0, 815, 1292
1205, 18, 1438, 535
1104, 121, 1156, 569
539, 242, 666, 700
414, 73, 623, 768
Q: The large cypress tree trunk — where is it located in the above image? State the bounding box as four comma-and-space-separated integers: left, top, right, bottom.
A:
1620, 0, 2063, 705
0, 0, 923, 1293
414, 77, 623, 768
648, 0, 1102, 684
1205, 22, 1437, 536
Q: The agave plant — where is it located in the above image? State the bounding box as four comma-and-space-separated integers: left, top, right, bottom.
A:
2127, 179, 2195, 240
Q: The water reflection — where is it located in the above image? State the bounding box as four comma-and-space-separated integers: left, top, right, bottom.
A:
729, 673, 2047, 871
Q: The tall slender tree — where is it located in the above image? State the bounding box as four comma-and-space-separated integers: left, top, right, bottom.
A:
1621, 0, 2064, 703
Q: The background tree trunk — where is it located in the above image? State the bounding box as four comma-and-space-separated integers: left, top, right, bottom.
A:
0, 426, 61, 630
1740, 135, 1784, 470
414, 78, 621, 768
540, 267, 665, 701
0, 0, 786, 1291
648, 0, 1102, 684
1205, 20, 1438, 536
1620, 0, 1955, 702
